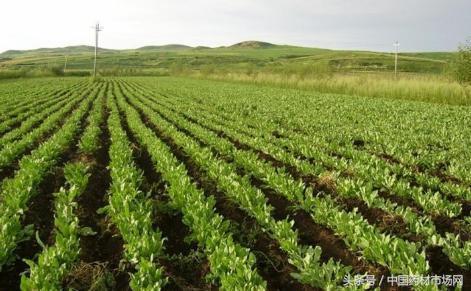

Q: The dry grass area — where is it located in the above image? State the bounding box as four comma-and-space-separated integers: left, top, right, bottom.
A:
191, 71, 471, 105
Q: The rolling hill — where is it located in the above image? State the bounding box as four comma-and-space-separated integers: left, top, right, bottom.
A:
229, 41, 276, 49
0, 41, 456, 77
0, 45, 118, 58
135, 44, 193, 51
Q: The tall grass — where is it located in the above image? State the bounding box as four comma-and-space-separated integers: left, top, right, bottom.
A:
189, 71, 471, 105
0, 67, 65, 80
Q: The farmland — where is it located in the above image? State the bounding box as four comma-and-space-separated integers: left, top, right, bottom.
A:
2, 42, 469, 106
0, 76, 469, 290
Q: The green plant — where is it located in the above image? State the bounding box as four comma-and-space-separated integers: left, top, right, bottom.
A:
453, 39, 471, 84
20, 163, 90, 290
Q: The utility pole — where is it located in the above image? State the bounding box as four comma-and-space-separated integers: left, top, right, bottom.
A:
93, 23, 103, 77
63, 55, 68, 73
393, 41, 400, 79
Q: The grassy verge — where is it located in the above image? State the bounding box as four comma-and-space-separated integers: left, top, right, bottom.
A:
187, 71, 470, 106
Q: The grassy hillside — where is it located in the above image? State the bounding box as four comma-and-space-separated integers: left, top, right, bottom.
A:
0, 45, 118, 58
0, 41, 468, 106
0, 41, 453, 76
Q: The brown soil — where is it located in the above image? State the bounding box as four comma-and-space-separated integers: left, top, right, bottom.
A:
196, 124, 418, 243
160, 90, 470, 199
338, 197, 420, 240
66, 100, 130, 290
116, 89, 215, 290
150, 93, 434, 245
0, 88, 73, 135
352, 139, 365, 148
0, 164, 18, 184
149, 98, 413, 289
426, 246, 471, 289
374, 151, 469, 199
121, 93, 314, 290
432, 215, 470, 242
0, 167, 65, 291
458, 201, 471, 219
250, 176, 388, 279
376, 153, 401, 164
122, 85, 471, 290
431, 169, 464, 185
377, 190, 422, 214
377, 189, 469, 241
0, 94, 88, 183
157, 97, 471, 246
195, 171, 316, 291
0, 98, 93, 290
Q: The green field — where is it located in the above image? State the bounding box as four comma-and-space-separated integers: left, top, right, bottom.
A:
0, 41, 454, 75
0, 76, 469, 290
1, 41, 469, 107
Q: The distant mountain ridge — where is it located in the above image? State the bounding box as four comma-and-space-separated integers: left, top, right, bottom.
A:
0, 41, 455, 62
0, 41, 286, 57
229, 41, 276, 48
136, 44, 193, 51
0, 45, 118, 57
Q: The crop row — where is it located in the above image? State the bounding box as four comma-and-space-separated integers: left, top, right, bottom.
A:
0, 83, 88, 147
0, 80, 85, 125
19, 84, 109, 289
0, 84, 99, 170
0, 82, 87, 134
20, 163, 90, 290
1, 77, 468, 290
142, 77, 471, 192
120, 81, 438, 275
116, 81, 357, 289
0, 86, 95, 270
127, 81, 470, 270
104, 91, 168, 289
115, 83, 268, 290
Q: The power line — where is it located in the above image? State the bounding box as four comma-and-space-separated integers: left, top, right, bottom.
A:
92, 23, 103, 77
393, 41, 400, 78
63, 55, 68, 73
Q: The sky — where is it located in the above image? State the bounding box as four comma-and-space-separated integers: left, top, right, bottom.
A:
1, 0, 470, 53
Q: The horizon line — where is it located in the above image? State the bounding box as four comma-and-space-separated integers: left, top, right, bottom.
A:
0, 41, 457, 55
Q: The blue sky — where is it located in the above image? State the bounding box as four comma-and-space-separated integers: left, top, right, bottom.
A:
1, 0, 470, 53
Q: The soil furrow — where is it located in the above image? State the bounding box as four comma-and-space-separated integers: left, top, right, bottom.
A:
120, 89, 389, 289
65, 95, 130, 290
0, 94, 95, 291
118, 91, 309, 290
115, 96, 215, 290
140, 97, 420, 243
0, 93, 89, 183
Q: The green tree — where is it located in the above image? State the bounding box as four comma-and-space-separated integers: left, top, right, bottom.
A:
453, 39, 471, 83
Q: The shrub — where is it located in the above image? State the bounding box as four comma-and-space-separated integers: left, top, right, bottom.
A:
453, 39, 471, 84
